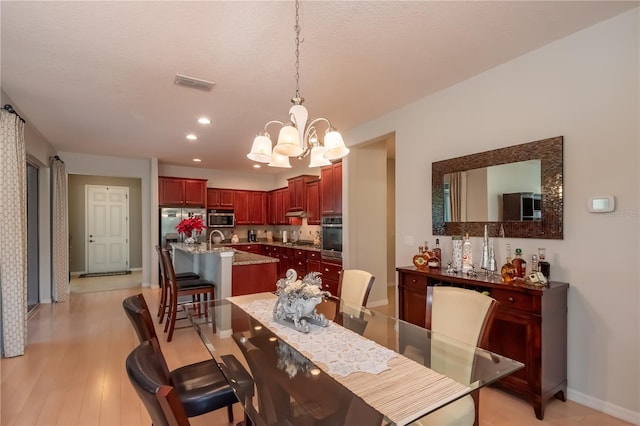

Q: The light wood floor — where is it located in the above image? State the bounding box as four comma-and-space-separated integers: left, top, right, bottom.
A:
1, 286, 632, 426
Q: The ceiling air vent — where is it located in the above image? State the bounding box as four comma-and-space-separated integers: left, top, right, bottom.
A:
174, 74, 215, 91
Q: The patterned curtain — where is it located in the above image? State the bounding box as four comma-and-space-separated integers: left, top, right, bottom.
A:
0, 109, 27, 357
51, 157, 68, 302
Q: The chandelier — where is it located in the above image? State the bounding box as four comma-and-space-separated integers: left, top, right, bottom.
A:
247, 0, 349, 168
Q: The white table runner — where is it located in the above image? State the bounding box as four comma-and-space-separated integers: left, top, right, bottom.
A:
229, 294, 471, 425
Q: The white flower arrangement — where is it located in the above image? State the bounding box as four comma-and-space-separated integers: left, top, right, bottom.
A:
275, 270, 329, 302
273, 269, 330, 332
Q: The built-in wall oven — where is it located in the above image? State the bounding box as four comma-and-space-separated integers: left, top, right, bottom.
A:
321, 215, 342, 259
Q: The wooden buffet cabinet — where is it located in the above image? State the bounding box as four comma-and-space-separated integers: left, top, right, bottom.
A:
396, 266, 568, 420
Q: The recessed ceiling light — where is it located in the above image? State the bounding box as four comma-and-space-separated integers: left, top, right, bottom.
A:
253, 164, 261, 169
192, 158, 202, 163
186, 134, 197, 140
197, 117, 212, 125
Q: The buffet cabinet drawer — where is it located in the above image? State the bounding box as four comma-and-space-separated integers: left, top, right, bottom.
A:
491, 289, 538, 314
399, 272, 429, 291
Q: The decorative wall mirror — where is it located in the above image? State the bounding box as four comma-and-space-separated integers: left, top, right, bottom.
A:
432, 136, 563, 239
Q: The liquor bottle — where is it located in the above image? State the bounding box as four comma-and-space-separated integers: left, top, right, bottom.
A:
433, 239, 442, 264
413, 246, 429, 270
537, 248, 551, 279
501, 243, 516, 283
462, 233, 473, 273
512, 248, 527, 278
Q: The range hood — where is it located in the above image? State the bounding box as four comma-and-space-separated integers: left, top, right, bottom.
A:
285, 210, 307, 218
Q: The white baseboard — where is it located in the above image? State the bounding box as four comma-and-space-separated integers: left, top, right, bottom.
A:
366, 297, 389, 308
568, 387, 640, 425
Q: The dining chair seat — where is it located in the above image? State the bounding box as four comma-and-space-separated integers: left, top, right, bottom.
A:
169, 359, 238, 418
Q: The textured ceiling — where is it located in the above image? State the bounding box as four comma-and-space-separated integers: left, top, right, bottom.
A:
1, 1, 636, 174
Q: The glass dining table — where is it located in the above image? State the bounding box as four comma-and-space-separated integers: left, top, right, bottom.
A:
185, 292, 523, 426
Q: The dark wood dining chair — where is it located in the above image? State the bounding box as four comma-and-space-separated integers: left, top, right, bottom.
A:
155, 245, 200, 324
161, 248, 216, 342
123, 293, 252, 424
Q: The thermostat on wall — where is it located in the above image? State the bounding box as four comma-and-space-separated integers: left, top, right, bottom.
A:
588, 196, 615, 213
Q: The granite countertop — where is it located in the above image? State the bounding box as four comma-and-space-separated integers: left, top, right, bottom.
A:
232, 251, 279, 266
172, 242, 235, 254
215, 239, 322, 251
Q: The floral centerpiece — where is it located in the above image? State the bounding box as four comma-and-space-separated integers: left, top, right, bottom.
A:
273, 269, 330, 333
176, 216, 205, 243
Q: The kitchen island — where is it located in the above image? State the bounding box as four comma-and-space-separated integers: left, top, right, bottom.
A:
171, 243, 279, 298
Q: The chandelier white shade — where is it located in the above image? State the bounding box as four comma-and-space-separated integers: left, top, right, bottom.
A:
268, 152, 292, 168
247, 133, 273, 163
247, 0, 349, 168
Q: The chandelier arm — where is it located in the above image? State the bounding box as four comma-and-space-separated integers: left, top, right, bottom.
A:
303, 117, 332, 145
263, 120, 285, 134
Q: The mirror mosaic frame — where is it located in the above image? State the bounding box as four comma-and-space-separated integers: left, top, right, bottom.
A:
432, 136, 563, 239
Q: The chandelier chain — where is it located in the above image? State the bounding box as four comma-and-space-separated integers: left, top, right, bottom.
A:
294, 0, 301, 100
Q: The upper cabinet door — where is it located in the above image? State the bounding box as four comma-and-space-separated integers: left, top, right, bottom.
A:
183, 180, 206, 206
306, 180, 320, 225
287, 175, 317, 212
234, 190, 250, 224
159, 177, 207, 207
159, 177, 185, 206
320, 161, 342, 215
207, 188, 235, 209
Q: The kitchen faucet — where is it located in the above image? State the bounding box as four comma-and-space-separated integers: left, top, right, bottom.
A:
209, 230, 225, 249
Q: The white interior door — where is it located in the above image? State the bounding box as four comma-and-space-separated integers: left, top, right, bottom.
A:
86, 185, 129, 273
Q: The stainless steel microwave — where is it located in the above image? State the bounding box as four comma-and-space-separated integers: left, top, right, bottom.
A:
208, 210, 235, 228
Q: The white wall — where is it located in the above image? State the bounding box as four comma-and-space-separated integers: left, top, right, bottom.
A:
345, 9, 639, 423
158, 163, 319, 191
59, 152, 155, 286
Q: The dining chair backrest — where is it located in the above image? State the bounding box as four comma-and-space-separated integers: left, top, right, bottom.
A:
427, 286, 497, 348
156, 245, 169, 285
126, 340, 190, 426
336, 269, 375, 316
123, 293, 158, 343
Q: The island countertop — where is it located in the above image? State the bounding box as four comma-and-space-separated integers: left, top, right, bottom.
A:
172, 243, 278, 266
232, 251, 279, 266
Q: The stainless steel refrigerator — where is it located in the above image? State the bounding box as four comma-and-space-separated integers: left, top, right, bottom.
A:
159, 207, 207, 248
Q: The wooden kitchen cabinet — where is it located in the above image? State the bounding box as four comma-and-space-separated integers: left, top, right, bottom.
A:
159, 177, 207, 207
320, 161, 342, 215
305, 179, 321, 225
232, 190, 266, 225
234, 190, 250, 224
268, 188, 289, 225
396, 266, 568, 420
249, 191, 267, 224
206, 188, 234, 209
319, 258, 342, 295
288, 175, 318, 212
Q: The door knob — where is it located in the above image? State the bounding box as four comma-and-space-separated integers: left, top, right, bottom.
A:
89, 240, 95, 243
